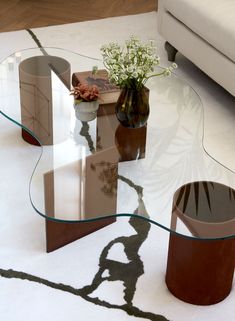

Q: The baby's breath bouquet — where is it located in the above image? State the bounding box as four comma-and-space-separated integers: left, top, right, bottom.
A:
101, 35, 176, 90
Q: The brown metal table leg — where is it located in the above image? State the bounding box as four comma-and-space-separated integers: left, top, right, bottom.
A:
46, 217, 116, 252
166, 233, 235, 305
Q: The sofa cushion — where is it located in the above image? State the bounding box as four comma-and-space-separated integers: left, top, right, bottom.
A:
164, 0, 235, 62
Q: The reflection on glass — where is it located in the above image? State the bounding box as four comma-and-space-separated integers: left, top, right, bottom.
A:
43, 146, 118, 220
115, 124, 146, 161
78, 121, 95, 153
172, 181, 235, 237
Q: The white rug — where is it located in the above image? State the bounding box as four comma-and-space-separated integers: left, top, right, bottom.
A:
1, 12, 235, 321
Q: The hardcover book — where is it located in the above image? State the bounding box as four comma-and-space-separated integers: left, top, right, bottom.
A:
72, 69, 120, 104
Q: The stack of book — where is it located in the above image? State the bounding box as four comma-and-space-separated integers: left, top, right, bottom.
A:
72, 69, 120, 105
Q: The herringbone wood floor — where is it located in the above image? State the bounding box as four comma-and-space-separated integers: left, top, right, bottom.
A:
0, 0, 157, 32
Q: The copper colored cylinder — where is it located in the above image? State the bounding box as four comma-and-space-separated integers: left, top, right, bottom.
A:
166, 233, 235, 305
19, 55, 71, 146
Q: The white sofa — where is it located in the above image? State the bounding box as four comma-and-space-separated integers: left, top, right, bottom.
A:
157, 0, 235, 96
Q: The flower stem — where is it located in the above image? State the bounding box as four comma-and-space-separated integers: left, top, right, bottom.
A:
146, 70, 166, 80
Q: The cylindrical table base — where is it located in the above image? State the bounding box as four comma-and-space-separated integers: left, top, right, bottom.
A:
22, 128, 41, 146
166, 233, 235, 305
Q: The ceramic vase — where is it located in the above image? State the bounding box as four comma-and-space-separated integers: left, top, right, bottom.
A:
74, 100, 99, 122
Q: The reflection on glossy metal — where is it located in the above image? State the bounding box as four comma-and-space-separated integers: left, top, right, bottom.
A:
166, 233, 235, 305
171, 181, 235, 237
166, 181, 235, 305
19, 55, 71, 145
46, 217, 116, 252
115, 124, 147, 161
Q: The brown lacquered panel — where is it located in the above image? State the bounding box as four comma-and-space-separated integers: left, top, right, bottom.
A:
43, 147, 119, 221
46, 217, 116, 252
166, 233, 235, 305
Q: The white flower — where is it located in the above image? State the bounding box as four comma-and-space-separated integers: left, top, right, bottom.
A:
127, 66, 134, 73
121, 74, 128, 81
132, 71, 138, 78
101, 35, 172, 89
164, 68, 171, 76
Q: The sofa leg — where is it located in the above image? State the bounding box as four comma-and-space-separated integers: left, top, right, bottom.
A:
165, 42, 178, 61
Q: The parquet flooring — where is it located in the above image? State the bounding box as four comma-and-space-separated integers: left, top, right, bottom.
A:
0, 0, 158, 32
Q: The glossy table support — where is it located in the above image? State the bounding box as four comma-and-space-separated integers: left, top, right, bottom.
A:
21, 101, 147, 253
166, 182, 235, 304
19, 56, 71, 146
46, 217, 116, 253
42, 103, 146, 252
43, 144, 119, 252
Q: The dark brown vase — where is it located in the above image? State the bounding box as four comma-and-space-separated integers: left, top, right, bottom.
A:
115, 86, 149, 128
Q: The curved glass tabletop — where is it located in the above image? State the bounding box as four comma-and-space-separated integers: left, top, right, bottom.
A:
1, 47, 235, 240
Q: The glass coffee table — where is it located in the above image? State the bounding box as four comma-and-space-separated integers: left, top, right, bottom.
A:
1, 47, 235, 305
